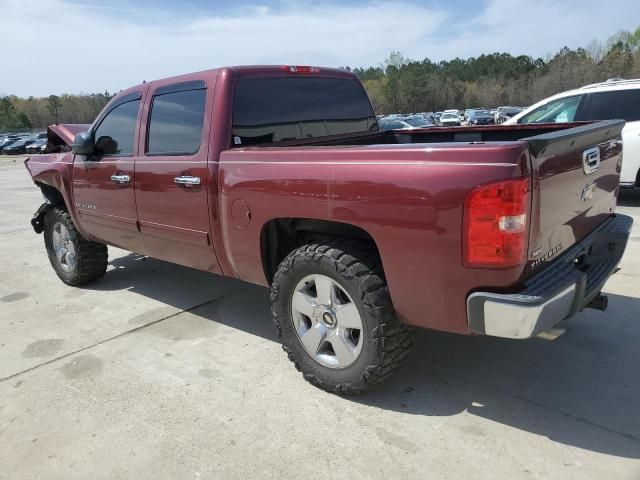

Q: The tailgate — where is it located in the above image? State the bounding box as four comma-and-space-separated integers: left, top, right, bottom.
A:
524, 120, 625, 278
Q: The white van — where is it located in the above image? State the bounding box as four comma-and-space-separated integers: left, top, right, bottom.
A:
507, 79, 640, 188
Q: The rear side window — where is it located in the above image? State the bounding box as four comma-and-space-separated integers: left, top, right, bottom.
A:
232, 77, 377, 146
587, 90, 640, 122
147, 89, 206, 155
93, 99, 140, 156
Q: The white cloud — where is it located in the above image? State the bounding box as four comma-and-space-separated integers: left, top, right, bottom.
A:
0, 0, 637, 96
430, 0, 640, 60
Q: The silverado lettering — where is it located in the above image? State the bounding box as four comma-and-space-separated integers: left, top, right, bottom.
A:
531, 244, 563, 270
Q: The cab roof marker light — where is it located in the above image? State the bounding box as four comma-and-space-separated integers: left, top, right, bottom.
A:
281, 65, 320, 74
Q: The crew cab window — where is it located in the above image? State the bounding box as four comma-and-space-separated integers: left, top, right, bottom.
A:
587, 90, 640, 122
232, 77, 377, 145
93, 99, 140, 156
518, 95, 582, 124
146, 89, 206, 155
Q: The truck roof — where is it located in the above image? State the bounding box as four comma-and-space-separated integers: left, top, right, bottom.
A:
118, 65, 356, 96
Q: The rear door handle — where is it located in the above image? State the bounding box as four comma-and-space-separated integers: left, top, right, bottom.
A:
110, 174, 131, 184
174, 175, 201, 186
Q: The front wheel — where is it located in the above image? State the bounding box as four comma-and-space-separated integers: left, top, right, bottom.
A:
271, 239, 413, 394
43, 207, 108, 286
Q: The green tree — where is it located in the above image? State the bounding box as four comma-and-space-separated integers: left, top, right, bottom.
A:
47, 95, 62, 124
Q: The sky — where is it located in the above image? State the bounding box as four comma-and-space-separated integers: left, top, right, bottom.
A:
0, 0, 638, 97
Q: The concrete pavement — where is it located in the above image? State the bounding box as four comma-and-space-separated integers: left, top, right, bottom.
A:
1, 155, 639, 479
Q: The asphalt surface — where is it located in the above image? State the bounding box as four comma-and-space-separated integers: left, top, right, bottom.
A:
1, 155, 639, 479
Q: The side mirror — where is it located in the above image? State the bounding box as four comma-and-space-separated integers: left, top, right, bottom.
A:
72, 131, 94, 156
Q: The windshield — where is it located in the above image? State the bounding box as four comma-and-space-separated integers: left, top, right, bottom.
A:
232, 77, 378, 145
471, 110, 490, 116
441, 113, 456, 119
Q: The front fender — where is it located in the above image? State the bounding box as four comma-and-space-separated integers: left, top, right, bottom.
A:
25, 152, 87, 237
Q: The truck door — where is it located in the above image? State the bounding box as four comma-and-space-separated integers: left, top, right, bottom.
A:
72, 91, 147, 253
134, 79, 221, 273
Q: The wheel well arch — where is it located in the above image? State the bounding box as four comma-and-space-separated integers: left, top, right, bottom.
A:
36, 182, 66, 208
260, 218, 382, 284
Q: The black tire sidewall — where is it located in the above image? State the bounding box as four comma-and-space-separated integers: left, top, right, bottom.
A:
44, 210, 79, 283
273, 248, 382, 387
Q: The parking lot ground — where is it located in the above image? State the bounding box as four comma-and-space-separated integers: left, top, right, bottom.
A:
1, 155, 639, 479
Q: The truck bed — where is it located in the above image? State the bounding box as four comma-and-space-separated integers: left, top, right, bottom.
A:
240, 122, 594, 148
220, 120, 624, 332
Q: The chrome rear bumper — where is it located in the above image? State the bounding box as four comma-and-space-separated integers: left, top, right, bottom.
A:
467, 214, 633, 339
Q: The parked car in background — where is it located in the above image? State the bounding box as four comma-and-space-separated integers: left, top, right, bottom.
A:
434, 111, 443, 123
404, 115, 433, 128
507, 78, 640, 188
415, 112, 435, 123
3, 136, 36, 154
25, 138, 48, 154
495, 106, 523, 124
438, 112, 461, 127
462, 108, 483, 123
0, 135, 21, 150
378, 117, 416, 131
466, 109, 494, 126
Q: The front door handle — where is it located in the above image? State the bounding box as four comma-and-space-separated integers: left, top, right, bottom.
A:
174, 175, 201, 186
110, 174, 131, 184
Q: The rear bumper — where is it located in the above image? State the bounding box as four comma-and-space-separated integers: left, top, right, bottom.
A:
467, 214, 633, 339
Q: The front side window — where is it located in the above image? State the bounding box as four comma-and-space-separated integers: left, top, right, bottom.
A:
232, 77, 377, 145
587, 90, 640, 122
147, 89, 206, 155
93, 99, 140, 156
518, 95, 582, 124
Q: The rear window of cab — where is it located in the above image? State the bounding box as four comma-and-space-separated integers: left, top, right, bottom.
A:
231, 77, 378, 146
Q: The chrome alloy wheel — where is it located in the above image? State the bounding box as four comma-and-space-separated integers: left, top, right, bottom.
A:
52, 222, 76, 272
290, 274, 364, 368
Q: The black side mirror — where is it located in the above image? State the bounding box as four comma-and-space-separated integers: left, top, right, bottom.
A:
72, 131, 94, 156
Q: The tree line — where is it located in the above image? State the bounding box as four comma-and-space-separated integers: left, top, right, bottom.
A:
0, 92, 114, 132
1, 26, 639, 131
353, 27, 640, 114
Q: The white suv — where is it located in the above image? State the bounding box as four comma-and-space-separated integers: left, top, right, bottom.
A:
506, 79, 640, 188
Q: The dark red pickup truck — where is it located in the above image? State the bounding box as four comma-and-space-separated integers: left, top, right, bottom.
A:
25, 66, 632, 393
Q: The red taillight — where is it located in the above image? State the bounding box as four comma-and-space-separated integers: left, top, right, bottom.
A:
463, 177, 530, 267
280, 65, 320, 74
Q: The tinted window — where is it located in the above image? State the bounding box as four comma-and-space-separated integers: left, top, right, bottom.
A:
518, 95, 582, 124
588, 90, 640, 122
93, 99, 140, 156
147, 89, 206, 155
232, 77, 377, 145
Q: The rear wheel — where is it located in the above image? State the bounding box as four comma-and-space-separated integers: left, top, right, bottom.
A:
271, 239, 413, 394
44, 208, 108, 286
